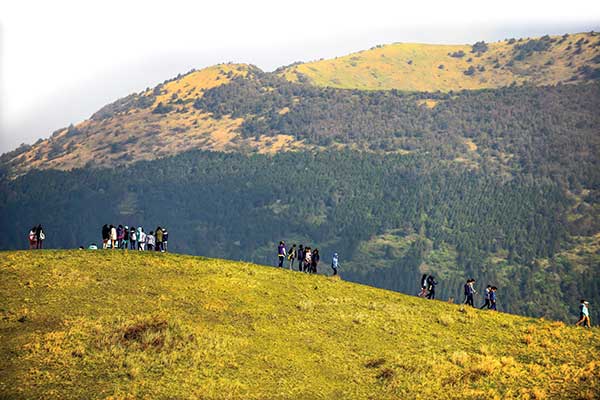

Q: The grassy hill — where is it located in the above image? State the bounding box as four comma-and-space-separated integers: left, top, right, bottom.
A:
1, 250, 599, 399
281, 32, 600, 91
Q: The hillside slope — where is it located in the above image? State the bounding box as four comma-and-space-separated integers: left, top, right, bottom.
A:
1, 250, 599, 399
281, 32, 600, 91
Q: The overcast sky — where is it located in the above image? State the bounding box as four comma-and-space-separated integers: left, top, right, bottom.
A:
1, 0, 599, 153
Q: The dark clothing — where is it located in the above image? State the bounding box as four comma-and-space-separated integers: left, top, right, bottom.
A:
466, 294, 474, 307
426, 277, 437, 299
480, 299, 491, 309
490, 291, 497, 310
102, 225, 110, 240
278, 255, 285, 268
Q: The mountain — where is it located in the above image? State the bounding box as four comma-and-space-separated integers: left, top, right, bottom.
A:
0, 31, 599, 325
280, 32, 600, 91
1, 250, 598, 399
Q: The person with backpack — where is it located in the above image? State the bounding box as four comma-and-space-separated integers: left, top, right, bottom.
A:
418, 274, 428, 297
162, 227, 169, 252
464, 279, 476, 307
287, 244, 297, 269
155, 227, 163, 252
311, 248, 320, 274
331, 252, 340, 276
489, 286, 498, 311
304, 247, 312, 273
28, 227, 37, 249
109, 225, 117, 249
297, 245, 305, 271
116, 225, 125, 249
480, 285, 492, 309
146, 231, 155, 251
129, 226, 137, 250
35, 225, 45, 249
426, 275, 438, 299
277, 241, 287, 268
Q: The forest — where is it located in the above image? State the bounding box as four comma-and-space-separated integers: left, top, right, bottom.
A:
1, 150, 597, 323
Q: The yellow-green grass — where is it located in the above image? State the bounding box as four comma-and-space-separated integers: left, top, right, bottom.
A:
1, 250, 598, 399
282, 32, 600, 92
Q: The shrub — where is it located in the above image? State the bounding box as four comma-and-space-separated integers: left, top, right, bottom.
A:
152, 102, 173, 114
464, 66, 476, 76
449, 50, 466, 58
471, 41, 489, 54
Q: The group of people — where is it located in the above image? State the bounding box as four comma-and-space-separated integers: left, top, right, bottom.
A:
100, 224, 169, 252
27, 225, 46, 249
417, 274, 439, 299
463, 279, 498, 310
277, 241, 341, 276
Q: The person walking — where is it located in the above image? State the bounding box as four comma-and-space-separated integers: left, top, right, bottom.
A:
311, 248, 320, 274
480, 285, 492, 309
110, 225, 117, 249
129, 226, 137, 250
297, 245, 305, 272
287, 244, 297, 269
155, 227, 163, 252
464, 279, 476, 307
277, 241, 287, 268
331, 252, 340, 276
576, 300, 592, 328
35, 225, 45, 249
28, 227, 37, 250
489, 286, 498, 311
418, 274, 428, 297
426, 275, 438, 299
162, 227, 169, 252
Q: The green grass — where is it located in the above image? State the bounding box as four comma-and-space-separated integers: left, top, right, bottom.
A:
1, 250, 599, 399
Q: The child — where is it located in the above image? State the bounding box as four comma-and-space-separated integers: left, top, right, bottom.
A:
28, 227, 37, 250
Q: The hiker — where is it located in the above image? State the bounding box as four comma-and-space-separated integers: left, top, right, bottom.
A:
311, 248, 320, 274
576, 300, 592, 328
162, 227, 169, 252
137, 227, 145, 250
35, 225, 45, 249
122, 226, 129, 250
278, 241, 287, 268
304, 247, 312, 272
297, 245, 305, 271
426, 275, 437, 299
28, 227, 37, 249
480, 285, 492, 309
464, 279, 476, 307
331, 252, 340, 276
110, 224, 117, 249
418, 274, 428, 297
155, 226, 163, 252
287, 244, 297, 269
117, 225, 125, 249
147, 231, 155, 251
129, 226, 137, 250
489, 286, 498, 310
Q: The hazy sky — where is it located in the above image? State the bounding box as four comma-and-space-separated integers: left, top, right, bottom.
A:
1, 0, 599, 153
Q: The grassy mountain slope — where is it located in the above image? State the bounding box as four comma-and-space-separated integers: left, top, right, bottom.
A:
281, 32, 600, 91
1, 250, 599, 399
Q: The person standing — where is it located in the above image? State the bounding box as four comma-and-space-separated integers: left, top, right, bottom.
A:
110, 225, 117, 249
162, 227, 169, 252
418, 274, 428, 297
117, 225, 125, 249
122, 226, 130, 250
331, 252, 340, 276
155, 226, 163, 252
147, 231, 155, 251
311, 248, 320, 274
303, 247, 312, 273
129, 226, 137, 250
287, 244, 297, 269
35, 225, 45, 249
426, 276, 438, 299
137, 227, 145, 250
277, 241, 287, 268
480, 285, 492, 309
297, 245, 305, 271
489, 287, 498, 311
28, 227, 37, 250
102, 224, 110, 249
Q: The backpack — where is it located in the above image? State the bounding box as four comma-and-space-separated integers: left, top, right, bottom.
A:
39, 232, 45, 240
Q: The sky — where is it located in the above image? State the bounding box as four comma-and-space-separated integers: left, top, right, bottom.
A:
1, 0, 599, 153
